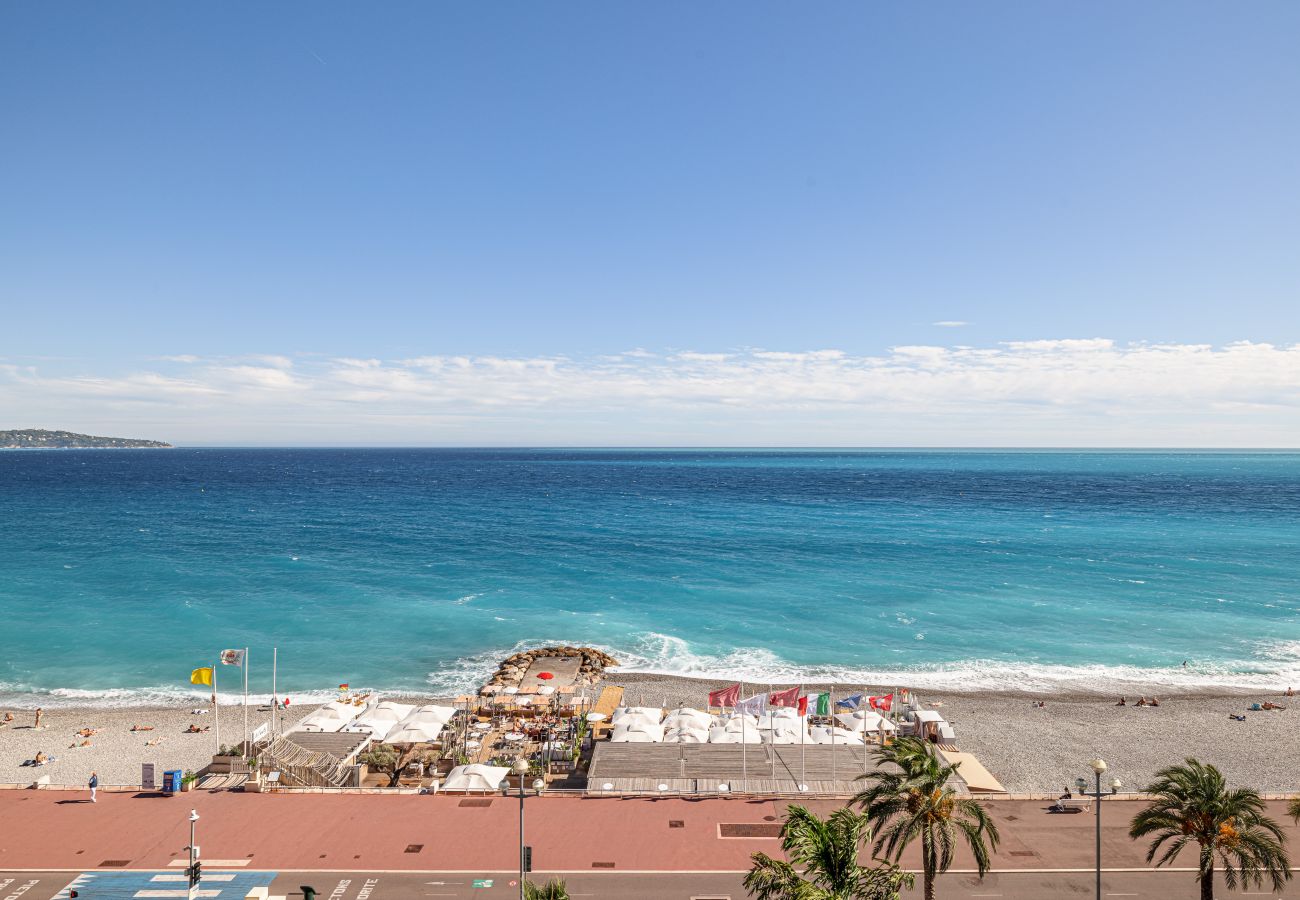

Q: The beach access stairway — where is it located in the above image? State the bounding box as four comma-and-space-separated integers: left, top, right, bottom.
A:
256, 734, 363, 788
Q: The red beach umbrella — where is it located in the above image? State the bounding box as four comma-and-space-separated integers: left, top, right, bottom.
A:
538, 672, 554, 680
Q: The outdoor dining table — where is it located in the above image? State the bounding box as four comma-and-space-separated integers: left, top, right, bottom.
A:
504, 732, 526, 741
473, 722, 491, 730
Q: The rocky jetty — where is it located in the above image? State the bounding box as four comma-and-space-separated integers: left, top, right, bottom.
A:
482, 645, 619, 693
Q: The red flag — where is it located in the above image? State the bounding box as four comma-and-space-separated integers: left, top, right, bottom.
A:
708, 683, 740, 708
769, 686, 801, 708
869, 693, 893, 712
797, 695, 809, 716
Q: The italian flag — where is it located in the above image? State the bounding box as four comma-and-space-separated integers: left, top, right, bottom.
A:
798, 692, 831, 716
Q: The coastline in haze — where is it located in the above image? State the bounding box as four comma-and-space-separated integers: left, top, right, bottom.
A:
2, 448, 1298, 706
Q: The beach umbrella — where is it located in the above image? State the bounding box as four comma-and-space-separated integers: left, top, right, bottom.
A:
537, 672, 554, 680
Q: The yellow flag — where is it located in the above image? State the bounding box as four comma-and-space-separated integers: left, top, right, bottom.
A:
190, 667, 213, 686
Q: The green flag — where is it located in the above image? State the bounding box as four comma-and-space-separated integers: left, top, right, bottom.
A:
814, 692, 830, 716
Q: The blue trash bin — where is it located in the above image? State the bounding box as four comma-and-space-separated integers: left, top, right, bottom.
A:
162, 769, 183, 794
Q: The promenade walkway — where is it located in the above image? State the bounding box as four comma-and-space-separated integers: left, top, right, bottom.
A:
7, 789, 1300, 874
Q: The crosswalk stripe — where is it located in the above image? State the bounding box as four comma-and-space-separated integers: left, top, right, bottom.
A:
134, 891, 223, 898
166, 861, 251, 868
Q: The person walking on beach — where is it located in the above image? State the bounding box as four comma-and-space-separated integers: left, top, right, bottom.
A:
88, 771, 98, 802
34, 707, 43, 729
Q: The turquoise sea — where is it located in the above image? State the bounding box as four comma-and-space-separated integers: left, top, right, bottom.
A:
2, 449, 1298, 706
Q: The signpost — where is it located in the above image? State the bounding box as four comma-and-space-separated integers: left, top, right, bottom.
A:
142, 763, 156, 791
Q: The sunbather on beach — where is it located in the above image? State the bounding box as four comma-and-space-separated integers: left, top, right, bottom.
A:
131, 724, 154, 732
2, 712, 14, 725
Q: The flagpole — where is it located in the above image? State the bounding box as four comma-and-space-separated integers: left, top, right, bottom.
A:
213, 660, 220, 755
759, 686, 769, 775
862, 684, 869, 773
830, 682, 836, 783
799, 683, 806, 789
242, 647, 249, 750
271, 647, 278, 738
740, 680, 746, 787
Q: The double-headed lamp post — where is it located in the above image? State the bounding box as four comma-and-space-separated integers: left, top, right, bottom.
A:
1075, 758, 1122, 900
186, 809, 200, 900
511, 757, 546, 900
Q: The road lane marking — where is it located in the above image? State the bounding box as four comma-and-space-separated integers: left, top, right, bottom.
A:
134, 891, 223, 898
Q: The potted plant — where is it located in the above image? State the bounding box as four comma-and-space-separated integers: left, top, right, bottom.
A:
180, 770, 198, 792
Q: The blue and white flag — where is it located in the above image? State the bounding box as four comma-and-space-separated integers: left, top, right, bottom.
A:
836, 693, 864, 710
734, 693, 768, 716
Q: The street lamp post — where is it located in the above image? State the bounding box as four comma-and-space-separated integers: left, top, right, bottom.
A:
511, 758, 545, 900
186, 809, 200, 900
1075, 758, 1121, 900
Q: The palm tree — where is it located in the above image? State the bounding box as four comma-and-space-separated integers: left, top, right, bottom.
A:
744, 805, 913, 900
522, 879, 569, 900
852, 736, 1000, 900
1130, 758, 1290, 900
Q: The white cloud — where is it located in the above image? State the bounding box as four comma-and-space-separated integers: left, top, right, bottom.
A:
932, 321, 968, 327
2, 341, 1298, 446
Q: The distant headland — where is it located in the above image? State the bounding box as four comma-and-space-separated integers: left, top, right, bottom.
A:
0, 428, 172, 449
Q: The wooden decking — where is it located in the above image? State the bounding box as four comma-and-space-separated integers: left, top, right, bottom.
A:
588, 686, 624, 738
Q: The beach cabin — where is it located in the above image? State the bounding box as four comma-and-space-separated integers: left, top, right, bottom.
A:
911, 709, 954, 743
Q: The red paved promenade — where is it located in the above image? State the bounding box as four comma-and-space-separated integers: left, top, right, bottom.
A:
4, 790, 1300, 874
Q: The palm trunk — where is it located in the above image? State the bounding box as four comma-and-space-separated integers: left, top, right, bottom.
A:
923, 829, 937, 900
1199, 860, 1214, 900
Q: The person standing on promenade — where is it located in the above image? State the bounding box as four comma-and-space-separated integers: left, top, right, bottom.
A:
88, 771, 98, 803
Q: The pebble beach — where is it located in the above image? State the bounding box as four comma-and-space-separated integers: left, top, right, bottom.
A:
5, 675, 1297, 793
608, 673, 1300, 794
0, 703, 319, 788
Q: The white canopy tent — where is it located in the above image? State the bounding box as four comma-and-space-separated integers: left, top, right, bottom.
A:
441, 764, 508, 792
610, 721, 666, 743
344, 701, 416, 741
385, 721, 445, 744
663, 724, 710, 744
663, 708, 713, 729
809, 725, 867, 746
611, 706, 665, 725
834, 711, 897, 733
709, 719, 762, 744
402, 705, 458, 726
296, 700, 368, 733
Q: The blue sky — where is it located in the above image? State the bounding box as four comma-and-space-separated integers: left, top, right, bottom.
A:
2, 2, 1299, 444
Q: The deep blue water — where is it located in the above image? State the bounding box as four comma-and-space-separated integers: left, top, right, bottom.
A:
2, 448, 1299, 704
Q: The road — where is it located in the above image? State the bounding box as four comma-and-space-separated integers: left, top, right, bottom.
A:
5, 869, 1300, 900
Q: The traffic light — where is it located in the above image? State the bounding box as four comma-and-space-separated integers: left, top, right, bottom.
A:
188, 861, 202, 887
300, 887, 317, 900
522, 845, 532, 873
